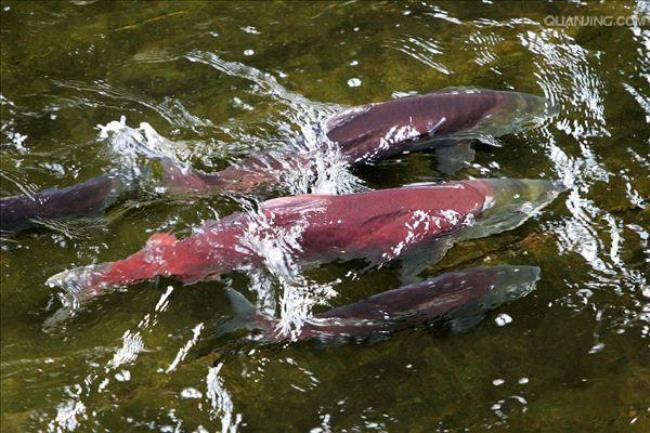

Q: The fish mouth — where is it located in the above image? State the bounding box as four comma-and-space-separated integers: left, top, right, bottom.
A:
463, 178, 566, 240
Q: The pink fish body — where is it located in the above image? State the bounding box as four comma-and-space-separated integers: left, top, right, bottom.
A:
49, 180, 493, 293
47, 178, 562, 296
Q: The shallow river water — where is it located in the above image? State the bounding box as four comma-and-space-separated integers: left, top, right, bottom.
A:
1, 1, 649, 432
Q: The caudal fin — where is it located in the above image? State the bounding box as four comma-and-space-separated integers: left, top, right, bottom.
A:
203, 288, 278, 343
192, 288, 279, 358
45, 262, 116, 305
223, 288, 278, 336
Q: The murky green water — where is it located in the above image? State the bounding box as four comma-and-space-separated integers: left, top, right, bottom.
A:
1, 1, 649, 432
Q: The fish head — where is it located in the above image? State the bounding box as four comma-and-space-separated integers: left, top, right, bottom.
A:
443, 265, 540, 333
462, 178, 566, 240
478, 265, 541, 308
470, 91, 555, 138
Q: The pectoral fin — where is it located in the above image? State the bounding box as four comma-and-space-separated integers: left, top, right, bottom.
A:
399, 236, 455, 283
433, 141, 475, 175
448, 312, 487, 334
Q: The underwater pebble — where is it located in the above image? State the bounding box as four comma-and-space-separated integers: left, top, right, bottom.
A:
588, 342, 605, 354
98, 378, 109, 392
115, 370, 131, 382
347, 78, 362, 87
518, 377, 529, 385
495, 313, 513, 326
492, 378, 505, 386
243, 49, 255, 56
241, 26, 260, 35
180, 387, 203, 399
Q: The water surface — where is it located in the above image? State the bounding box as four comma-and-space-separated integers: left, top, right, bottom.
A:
1, 1, 649, 432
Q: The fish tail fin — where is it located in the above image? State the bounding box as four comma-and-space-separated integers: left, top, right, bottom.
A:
224, 288, 276, 334
193, 288, 278, 357
213, 288, 277, 340
45, 262, 116, 306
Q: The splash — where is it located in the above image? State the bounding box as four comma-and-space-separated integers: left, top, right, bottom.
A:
184, 50, 363, 195
47, 388, 87, 433
54, 79, 213, 133
237, 200, 339, 339
280, 133, 367, 196
96, 116, 184, 176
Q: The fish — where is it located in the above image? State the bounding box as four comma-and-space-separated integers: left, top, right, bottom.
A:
1, 89, 549, 234
46, 178, 563, 300
216, 265, 541, 344
0, 174, 130, 235
162, 89, 549, 194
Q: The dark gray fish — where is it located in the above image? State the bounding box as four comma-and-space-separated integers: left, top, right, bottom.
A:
218, 265, 540, 345
163, 89, 549, 194
0, 174, 129, 235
